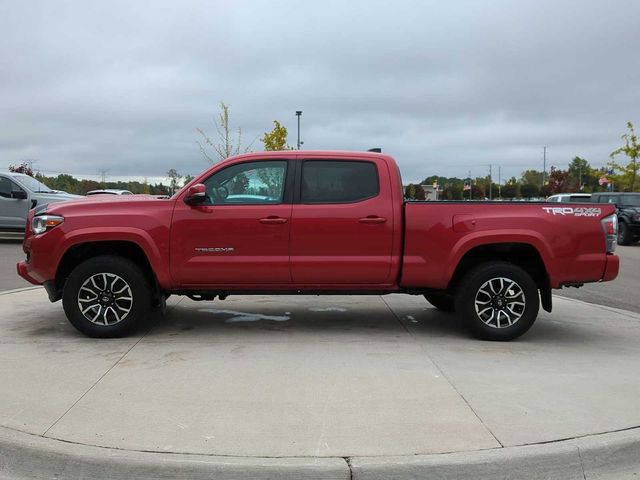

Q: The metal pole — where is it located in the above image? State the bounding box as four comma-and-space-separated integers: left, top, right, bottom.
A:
295, 111, 302, 150
579, 165, 582, 191
498, 166, 501, 199
489, 164, 492, 200
542, 146, 547, 189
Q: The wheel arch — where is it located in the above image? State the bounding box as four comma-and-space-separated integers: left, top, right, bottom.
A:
447, 242, 552, 312
54, 240, 161, 302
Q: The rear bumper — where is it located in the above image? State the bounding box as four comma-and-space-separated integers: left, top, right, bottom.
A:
601, 254, 619, 282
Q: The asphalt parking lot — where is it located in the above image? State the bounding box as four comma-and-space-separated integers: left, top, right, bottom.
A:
2, 240, 639, 313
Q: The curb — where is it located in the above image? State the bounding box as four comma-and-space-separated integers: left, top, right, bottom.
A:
351, 428, 640, 479
0, 427, 350, 480
1, 426, 639, 480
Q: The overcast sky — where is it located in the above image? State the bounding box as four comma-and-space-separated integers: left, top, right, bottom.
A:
1, 0, 639, 183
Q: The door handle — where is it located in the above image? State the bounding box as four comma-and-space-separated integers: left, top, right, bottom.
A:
359, 216, 387, 224
259, 216, 288, 224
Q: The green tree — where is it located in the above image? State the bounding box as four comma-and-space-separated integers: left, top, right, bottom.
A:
567, 157, 592, 192
443, 183, 462, 200
520, 169, 543, 187
609, 121, 639, 192
183, 174, 195, 186
167, 169, 182, 194
521, 183, 540, 198
404, 184, 417, 199
471, 184, 485, 200
501, 179, 519, 199
261, 120, 291, 151
197, 102, 253, 164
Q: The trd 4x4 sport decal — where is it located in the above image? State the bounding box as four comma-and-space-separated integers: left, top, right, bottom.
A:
542, 207, 602, 217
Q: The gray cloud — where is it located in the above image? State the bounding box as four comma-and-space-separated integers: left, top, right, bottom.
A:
1, 0, 639, 183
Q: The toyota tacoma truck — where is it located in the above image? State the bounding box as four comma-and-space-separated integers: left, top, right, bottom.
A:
17, 151, 619, 340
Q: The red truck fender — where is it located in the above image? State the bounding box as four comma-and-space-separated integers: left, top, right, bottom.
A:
56, 227, 171, 288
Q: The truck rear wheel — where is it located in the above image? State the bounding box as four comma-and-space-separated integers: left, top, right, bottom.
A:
424, 293, 455, 312
62, 255, 152, 338
455, 262, 539, 341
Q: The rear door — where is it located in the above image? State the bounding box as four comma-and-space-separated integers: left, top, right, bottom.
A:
170, 159, 293, 285
290, 158, 394, 284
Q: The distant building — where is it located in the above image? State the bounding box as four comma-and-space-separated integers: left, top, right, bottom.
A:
420, 184, 443, 201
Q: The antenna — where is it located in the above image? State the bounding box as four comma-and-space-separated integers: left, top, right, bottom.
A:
367, 148, 382, 153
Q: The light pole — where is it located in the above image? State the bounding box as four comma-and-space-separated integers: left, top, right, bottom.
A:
295, 111, 302, 150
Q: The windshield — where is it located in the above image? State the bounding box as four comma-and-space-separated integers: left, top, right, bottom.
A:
14, 175, 55, 193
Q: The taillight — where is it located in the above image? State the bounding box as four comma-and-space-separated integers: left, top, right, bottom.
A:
601, 214, 617, 253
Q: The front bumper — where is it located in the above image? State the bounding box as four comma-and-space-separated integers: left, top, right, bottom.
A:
16, 261, 41, 285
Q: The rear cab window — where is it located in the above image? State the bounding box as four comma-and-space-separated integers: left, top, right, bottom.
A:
300, 160, 379, 203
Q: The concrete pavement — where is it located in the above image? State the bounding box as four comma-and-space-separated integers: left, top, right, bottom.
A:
0, 288, 639, 478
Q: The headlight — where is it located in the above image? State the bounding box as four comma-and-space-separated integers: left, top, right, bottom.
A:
32, 215, 64, 235
633, 213, 640, 222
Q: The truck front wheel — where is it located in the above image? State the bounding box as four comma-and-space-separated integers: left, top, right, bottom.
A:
455, 262, 539, 341
62, 255, 152, 338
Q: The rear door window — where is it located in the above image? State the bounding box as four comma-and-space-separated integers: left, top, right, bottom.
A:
301, 160, 378, 203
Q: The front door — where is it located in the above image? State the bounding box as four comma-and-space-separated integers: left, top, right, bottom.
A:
170, 159, 292, 285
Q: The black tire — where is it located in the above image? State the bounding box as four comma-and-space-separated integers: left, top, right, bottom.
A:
617, 221, 632, 245
62, 255, 152, 338
424, 293, 456, 312
455, 261, 540, 341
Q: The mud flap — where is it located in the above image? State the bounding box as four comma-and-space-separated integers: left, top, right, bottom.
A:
540, 284, 552, 313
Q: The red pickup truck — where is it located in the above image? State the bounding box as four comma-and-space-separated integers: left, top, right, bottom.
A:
17, 151, 619, 340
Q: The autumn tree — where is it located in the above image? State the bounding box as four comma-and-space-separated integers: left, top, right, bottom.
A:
8, 161, 34, 177
197, 102, 252, 163
547, 167, 570, 194
261, 120, 291, 151
609, 121, 639, 192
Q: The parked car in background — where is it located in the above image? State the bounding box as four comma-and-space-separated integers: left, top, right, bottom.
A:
0, 172, 81, 230
546, 193, 591, 203
591, 192, 640, 245
86, 189, 133, 196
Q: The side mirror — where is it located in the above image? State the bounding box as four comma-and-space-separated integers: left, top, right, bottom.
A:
11, 190, 27, 200
184, 184, 207, 206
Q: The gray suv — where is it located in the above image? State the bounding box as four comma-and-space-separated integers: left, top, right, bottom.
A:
0, 172, 82, 230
